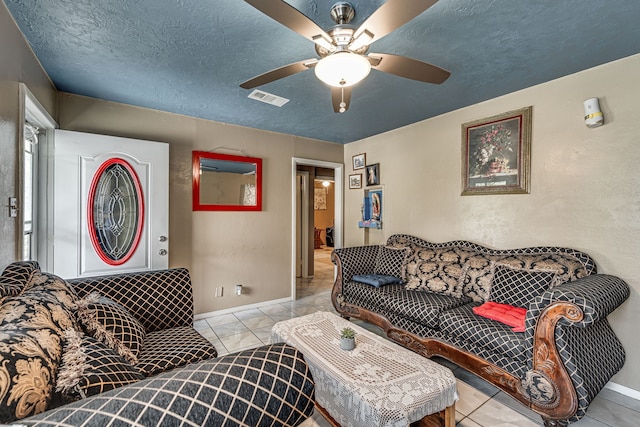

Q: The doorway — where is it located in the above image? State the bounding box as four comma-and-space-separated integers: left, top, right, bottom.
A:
291, 158, 343, 300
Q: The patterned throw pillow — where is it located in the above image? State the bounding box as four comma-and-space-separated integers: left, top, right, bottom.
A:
56, 329, 144, 400
0, 261, 41, 298
76, 293, 146, 364
404, 249, 465, 298
458, 255, 495, 302
373, 245, 410, 279
0, 329, 58, 422
0, 271, 78, 422
352, 274, 403, 287
489, 263, 557, 308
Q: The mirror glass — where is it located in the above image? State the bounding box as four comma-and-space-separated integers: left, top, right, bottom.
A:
192, 151, 262, 211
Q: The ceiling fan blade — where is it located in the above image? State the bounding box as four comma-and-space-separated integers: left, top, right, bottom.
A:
353, 0, 438, 45
331, 87, 352, 113
245, 0, 332, 45
240, 59, 318, 89
370, 53, 450, 84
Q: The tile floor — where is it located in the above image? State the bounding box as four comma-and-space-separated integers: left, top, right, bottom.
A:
194, 247, 639, 427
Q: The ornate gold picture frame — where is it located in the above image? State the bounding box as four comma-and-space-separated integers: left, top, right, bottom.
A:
461, 106, 532, 195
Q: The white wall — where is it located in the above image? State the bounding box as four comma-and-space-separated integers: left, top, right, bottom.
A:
344, 54, 640, 391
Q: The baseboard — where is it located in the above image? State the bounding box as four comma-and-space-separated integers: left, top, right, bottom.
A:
604, 381, 640, 401
194, 296, 292, 320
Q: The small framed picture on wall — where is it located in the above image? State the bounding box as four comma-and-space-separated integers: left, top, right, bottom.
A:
349, 174, 362, 189
352, 153, 366, 170
366, 163, 380, 186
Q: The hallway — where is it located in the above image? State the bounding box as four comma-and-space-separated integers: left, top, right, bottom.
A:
296, 246, 334, 298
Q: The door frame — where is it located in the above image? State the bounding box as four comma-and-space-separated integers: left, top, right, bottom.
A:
18, 83, 57, 267
291, 157, 343, 300
296, 171, 310, 278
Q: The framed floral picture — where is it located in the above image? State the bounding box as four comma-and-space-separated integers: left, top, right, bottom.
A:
352, 153, 366, 170
349, 174, 362, 189
461, 106, 532, 195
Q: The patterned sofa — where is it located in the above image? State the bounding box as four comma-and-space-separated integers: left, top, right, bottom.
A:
0, 262, 315, 426
331, 234, 630, 426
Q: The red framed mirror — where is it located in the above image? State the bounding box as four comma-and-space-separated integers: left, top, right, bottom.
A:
192, 151, 262, 211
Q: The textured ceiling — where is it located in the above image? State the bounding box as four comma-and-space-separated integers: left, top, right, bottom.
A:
5, 0, 640, 143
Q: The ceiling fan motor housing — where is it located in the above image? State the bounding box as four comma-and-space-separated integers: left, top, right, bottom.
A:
330, 2, 355, 25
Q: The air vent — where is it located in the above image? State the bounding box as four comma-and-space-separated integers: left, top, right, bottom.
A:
248, 90, 290, 107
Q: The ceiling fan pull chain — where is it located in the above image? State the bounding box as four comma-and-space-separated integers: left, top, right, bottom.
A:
339, 87, 347, 113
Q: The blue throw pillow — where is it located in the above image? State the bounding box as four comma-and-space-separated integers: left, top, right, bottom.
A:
352, 274, 403, 287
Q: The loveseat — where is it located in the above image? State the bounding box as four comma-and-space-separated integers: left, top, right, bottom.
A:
0, 261, 315, 426
331, 234, 630, 426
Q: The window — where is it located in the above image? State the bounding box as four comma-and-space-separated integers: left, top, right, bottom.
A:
22, 122, 39, 260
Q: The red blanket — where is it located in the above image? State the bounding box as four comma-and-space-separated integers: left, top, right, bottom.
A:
473, 301, 526, 332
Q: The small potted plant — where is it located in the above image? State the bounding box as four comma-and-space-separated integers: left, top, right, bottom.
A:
340, 327, 356, 351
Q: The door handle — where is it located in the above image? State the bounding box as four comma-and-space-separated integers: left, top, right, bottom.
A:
159, 249, 168, 256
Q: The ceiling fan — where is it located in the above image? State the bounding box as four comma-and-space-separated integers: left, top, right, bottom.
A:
240, 0, 450, 113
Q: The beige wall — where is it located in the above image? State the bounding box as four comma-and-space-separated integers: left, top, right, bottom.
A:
0, 3, 57, 266
344, 54, 640, 391
57, 93, 343, 314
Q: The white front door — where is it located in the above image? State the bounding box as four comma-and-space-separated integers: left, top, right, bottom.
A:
51, 130, 169, 278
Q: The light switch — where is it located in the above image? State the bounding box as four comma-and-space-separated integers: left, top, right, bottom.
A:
8, 197, 17, 218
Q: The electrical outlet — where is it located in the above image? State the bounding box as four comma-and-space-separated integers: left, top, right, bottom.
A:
215, 287, 223, 298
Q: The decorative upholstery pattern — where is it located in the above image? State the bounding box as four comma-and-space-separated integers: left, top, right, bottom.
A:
522, 274, 629, 422
373, 245, 410, 278
0, 260, 40, 298
56, 330, 144, 400
404, 248, 466, 298
0, 272, 78, 422
67, 268, 194, 333
387, 234, 595, 302
331, 245, 380, 283
555, 319, 626, 423
378, 290, 472, 329
135, 326, 218, 376
384, 311, 528, 378
439, 304, 527, 361
459, 256, 495, 302
76, 293, 146, 364
0, 330, 57, 422
342, 281, 404, 312
386, 234, 596, 274
23, 344, 315, 427
489, 263, 556, 308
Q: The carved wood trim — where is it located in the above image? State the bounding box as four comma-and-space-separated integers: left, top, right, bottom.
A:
330, 251, 344, 313
524, 301, 582, 419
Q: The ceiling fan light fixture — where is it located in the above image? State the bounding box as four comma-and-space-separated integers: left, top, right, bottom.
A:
349, 29, 373, 52
314, 52, 371, 87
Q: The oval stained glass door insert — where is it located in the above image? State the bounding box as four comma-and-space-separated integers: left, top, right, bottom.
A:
88, 158, 144, 265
